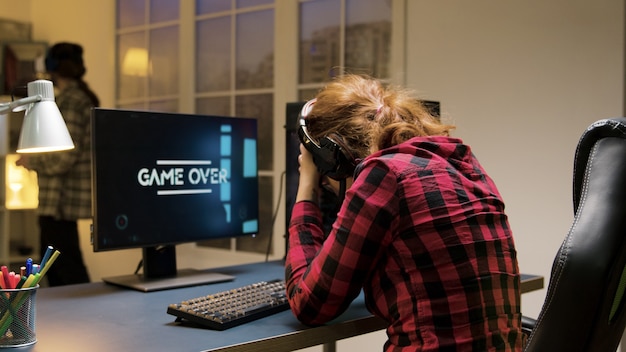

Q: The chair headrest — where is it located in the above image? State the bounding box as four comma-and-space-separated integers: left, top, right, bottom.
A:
573, 117, 626, 212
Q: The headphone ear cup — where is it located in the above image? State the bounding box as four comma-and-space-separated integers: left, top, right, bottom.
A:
307, 137, 339, 175
296, 98, 357, 180
322, 133, 357, 180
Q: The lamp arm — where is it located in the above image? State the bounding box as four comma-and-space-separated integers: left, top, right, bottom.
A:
0, 95, 43, 115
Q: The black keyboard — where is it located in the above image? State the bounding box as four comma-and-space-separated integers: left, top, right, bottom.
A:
167, 279, 290, 330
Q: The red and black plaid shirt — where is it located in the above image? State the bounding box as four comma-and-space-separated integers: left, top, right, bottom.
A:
286, 136, 523, 352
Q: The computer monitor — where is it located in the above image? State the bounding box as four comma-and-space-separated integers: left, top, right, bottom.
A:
284, 100, 440, 254
91, 108, 259, 292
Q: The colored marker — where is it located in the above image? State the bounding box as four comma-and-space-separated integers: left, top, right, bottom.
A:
15, 275, 27, 289
38, 250, 60, 279
22, 273, 39, 289
9, 271, 20, 289
0, 266, 9, 289
26, 258, 33, 276
30, 273, 42, 287
9, 273, 19, 289
40, 245, 54, 270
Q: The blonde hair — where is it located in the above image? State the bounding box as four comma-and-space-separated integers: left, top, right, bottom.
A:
305, 74, 455, 159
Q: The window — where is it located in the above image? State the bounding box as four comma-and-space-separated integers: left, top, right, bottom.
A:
115, 0, 392, 256
192, 1, 275, 253
117, 0, 180, 112
298, 0, 391, 99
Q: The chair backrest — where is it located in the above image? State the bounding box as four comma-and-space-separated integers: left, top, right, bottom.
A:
524, 118, 626, 352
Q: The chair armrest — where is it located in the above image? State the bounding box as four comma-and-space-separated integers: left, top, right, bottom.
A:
521, 315, 536, 337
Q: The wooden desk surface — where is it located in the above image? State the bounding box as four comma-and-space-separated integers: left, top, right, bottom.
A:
20, 260, 543, 352
521, 273, 545, 294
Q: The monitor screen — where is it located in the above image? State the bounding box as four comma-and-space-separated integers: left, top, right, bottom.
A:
91, 108, 259, 291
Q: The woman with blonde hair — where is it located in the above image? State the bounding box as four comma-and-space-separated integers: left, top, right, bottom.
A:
286, 74, 523, 351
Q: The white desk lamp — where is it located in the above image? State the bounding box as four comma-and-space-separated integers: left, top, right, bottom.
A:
0, 79, 74, 153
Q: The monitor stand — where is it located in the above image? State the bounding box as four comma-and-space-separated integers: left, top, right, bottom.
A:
102, 245, 234, 292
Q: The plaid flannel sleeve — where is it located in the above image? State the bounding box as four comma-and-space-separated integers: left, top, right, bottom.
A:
285, 159, 398, 325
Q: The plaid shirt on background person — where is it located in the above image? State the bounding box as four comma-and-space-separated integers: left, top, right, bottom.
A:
286, 136, 523, 352
27, 81, 92, 221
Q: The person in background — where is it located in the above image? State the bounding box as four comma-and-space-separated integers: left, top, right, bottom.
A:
286, 74, 523, 351
17, 42, 98, 286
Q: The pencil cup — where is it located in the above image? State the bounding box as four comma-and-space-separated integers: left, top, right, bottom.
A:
0, 285, 38, 348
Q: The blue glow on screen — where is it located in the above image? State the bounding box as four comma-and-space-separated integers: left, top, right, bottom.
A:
91, 109, 259, 251
244, 138, 256, 177
223, 204, 231, 223
220, 127, 232, 157
243, 219, 258, 233
220, 158, 231, 202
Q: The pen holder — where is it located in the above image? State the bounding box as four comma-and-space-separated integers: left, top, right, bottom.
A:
0, 285, 38, 348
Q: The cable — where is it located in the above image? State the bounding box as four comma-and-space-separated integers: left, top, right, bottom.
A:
266, 170, 286, 262
134, 259, 143, 275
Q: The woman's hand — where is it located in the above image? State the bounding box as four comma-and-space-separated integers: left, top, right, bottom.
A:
295, 144, 321, 203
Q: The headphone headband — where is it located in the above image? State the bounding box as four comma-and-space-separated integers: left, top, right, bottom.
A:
298, 99, 321, 149
297, 99, 356, 180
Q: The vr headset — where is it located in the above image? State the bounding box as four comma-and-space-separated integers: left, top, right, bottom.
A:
297, 98, 357, 180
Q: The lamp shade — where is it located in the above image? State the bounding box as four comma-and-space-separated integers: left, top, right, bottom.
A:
122, 47, 150, 77
16, 80, 74, 153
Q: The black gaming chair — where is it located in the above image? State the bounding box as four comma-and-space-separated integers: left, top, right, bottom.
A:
522, 118, 626, 351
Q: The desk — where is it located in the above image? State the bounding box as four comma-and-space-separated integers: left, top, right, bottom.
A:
21, 260, 543, 352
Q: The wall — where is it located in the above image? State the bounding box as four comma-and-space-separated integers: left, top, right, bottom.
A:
0, 1, 31, 23
29, 0, 115, 110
